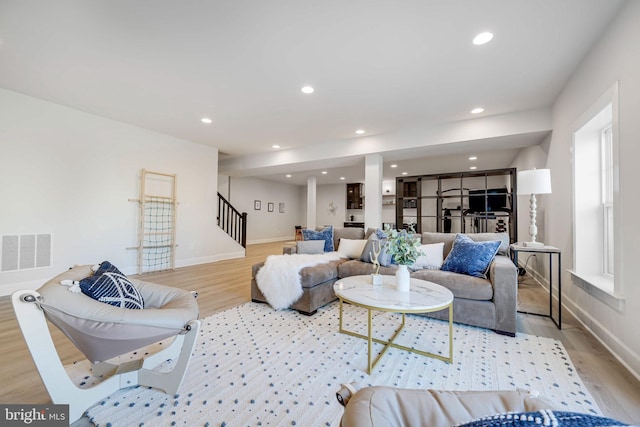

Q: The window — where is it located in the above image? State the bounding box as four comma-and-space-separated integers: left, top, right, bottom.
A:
571, 82, 621, 304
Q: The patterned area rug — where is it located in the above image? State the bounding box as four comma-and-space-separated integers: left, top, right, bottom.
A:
70, 301, 600, 426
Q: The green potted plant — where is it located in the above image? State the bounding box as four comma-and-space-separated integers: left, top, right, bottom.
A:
383, 225, 423, 291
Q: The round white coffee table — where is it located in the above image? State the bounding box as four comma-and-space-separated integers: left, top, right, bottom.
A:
334, 275, 454, 374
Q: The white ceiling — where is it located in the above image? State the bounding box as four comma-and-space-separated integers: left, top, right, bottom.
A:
259, 131, 550, 185
0, 0, 624, 185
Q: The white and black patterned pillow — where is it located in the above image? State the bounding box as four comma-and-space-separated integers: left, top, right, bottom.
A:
79, 261, 144, 309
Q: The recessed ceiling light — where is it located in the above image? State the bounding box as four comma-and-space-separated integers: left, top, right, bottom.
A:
286, 174, 292, 178
339, 176, 346, 180
321, 171, 328, 175
201, 117, 212, 124
272, 144, 280, 149
301, 86, 314, 94
471, 108, 484, 114
355, 129, 365, 135
473, 32, 494, 45
390, 164, 398, 168
401, 172, 408, 176
469, 156, 478, 161
470, 166, 478, 170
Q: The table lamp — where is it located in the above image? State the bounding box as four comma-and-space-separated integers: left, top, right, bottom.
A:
517, 168, 552, 247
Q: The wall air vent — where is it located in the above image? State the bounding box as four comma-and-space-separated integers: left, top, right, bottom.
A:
1, 234, 52, 272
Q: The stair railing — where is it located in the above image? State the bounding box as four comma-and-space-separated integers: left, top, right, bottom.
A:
217, 192, 247, 248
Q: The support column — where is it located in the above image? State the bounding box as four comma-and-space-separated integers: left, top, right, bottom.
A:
364, 154, 383, 230
306, 175, 317, 230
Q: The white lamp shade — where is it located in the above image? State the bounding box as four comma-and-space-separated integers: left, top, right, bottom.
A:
518, 169, 552, 195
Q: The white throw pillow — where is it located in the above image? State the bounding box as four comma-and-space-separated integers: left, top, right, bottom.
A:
412, 242, 445, 270
337, 238, 368, 259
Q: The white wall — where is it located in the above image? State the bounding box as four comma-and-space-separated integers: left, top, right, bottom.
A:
382, 203, 396, 226
382, 179, 397, 226
0, 89, 242, 295
228, 177, 303, 243
535, 1, 640, 378
298, 185, 307, 228
317, 183, 396, 229
316, 184, 346, 228
218, 175, 230, 199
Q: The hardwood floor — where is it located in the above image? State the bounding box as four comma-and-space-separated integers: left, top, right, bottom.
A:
1, 241, 639, 424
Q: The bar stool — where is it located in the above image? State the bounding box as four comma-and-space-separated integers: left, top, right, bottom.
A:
295, 225, 303, 241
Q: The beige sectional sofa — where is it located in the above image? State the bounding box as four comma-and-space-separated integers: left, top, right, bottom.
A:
251, 227, 518, 336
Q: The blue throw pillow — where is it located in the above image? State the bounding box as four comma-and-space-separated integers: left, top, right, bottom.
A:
378, 242, 393, 267
374, 228, 387, 240
302, 226, 334, 252
79, 261, 145, 309
458, 410, 627, 427
441, 234, 500, 278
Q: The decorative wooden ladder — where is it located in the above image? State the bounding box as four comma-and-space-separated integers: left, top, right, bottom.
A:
128, 169, 178, 274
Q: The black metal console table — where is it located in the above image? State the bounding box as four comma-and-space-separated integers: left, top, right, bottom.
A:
511, 243, 562, 329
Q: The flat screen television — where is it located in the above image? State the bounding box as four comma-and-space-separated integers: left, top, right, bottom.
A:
468, 188, 510, 213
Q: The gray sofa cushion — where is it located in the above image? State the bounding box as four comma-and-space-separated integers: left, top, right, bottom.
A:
299, 259, 346, 288
421, 232, 457, 257
296, 240, 325, 254
410, 268, 493, 301
338, 259, 398, 278
466, 232, 509, 255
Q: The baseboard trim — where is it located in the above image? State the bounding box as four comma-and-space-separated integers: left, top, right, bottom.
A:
247, 237, 293, 245
0, 251, 247, 297
175, 252, 245, 268
562, 298, 640, 383
0, 279, 45, 297
519, 262, 640, 383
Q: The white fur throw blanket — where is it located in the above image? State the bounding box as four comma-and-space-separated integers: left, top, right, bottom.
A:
256, 252, 346, 310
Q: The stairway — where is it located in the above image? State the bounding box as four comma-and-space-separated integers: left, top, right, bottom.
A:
217, 192, 247, 248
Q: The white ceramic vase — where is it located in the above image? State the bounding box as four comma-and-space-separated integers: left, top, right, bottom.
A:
395, 264, 410, 292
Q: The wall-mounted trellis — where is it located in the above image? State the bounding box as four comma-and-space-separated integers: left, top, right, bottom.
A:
128, 169, 177, 274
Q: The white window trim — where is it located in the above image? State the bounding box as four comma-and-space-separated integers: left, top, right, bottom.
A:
570, 81, 623, 305
569, 270, 624, 311
601, 125, 614, 277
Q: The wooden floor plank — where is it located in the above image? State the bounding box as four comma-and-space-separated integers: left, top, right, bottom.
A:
1, 241, 638, 424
